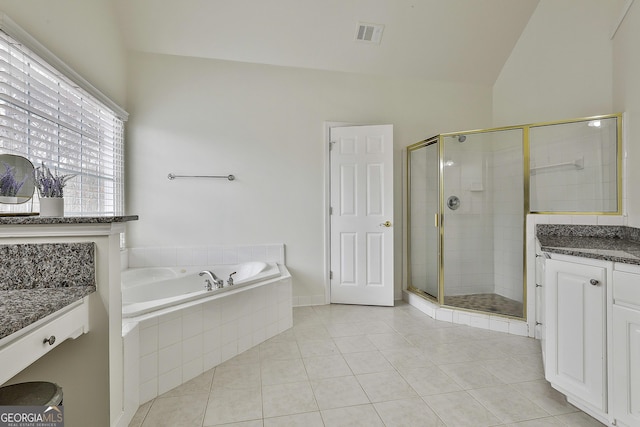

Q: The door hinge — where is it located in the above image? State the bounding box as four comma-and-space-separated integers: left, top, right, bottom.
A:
329, 141, 336, 150
329, 206, 333, 215
330, 270, 333, 279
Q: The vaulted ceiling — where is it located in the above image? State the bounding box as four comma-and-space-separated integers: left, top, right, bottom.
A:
114, 0, 540, 85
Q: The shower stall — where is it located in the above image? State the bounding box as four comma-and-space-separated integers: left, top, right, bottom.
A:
406, 113, 621, 320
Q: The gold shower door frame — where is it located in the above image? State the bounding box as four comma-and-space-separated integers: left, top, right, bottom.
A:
406, 113, 623, 320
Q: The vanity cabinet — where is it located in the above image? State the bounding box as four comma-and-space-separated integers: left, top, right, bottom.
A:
0, 299, 90, 385
612, 267, 640, 427
544, 256, 608, 415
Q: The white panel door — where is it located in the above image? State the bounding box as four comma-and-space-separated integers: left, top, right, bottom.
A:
330, 125, 393, 306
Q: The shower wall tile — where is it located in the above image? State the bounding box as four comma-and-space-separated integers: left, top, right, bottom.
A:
403, 290, 530, 338
192, 249, 208, 265
435, 308, 453, 323
139, 378, 157, 405
222, 246, 238, 264
597, 215, 625, 225
183, 358, 203, 384
176, 247, 193, 266
469, 313, 490, 330
207, 246, 223, 265
489, 317, 509, 333
492, 144, 524, 304
550, 215, 572, 224
121, 249, 130, 270
531, 215, 550, 224
452, 311, 470, 326
143, 248, 163, 266
251, 245, 267, 263
267, 244, 285, 264
159, 248, 177, 266
237, 246, 252, 263
128, 247, 148, 267
571, 215, 597, 225
508, 321, 529, 336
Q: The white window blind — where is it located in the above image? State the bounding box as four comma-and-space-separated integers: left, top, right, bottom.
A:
0, 26, 126, 216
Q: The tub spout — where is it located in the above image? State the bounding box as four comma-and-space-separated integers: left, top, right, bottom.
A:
199, 270, 224, 290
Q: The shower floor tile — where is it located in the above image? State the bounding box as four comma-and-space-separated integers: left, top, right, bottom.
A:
444, 293, 523, 317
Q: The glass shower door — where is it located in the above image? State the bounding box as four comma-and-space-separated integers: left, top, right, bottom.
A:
442, 129, 525, 318
408, 139, 439, 300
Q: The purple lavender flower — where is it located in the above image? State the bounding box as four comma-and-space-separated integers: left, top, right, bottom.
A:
0, 162, 26, 197
34, 163, 75, 198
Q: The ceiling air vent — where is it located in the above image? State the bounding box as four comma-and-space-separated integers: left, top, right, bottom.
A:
355, 22, 384, 44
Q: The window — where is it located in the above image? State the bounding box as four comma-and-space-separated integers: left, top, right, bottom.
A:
0, 16, 127, 216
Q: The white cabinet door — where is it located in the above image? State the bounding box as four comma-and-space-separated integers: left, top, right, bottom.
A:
612, 304, 640, 427
545, 258, 607, 412
612, 269, 640, 427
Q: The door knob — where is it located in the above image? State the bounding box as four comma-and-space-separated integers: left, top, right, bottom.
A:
380, 221, 392, 227
590, 279, 600, 286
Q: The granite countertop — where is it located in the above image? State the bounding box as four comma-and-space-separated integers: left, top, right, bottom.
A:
0, 241, 100, 342
0, 286, 95, 340
537, 224, 640, 265
0, 215, 138, 225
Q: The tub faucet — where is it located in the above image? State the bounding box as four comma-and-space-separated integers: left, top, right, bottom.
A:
199, 270, 224, 290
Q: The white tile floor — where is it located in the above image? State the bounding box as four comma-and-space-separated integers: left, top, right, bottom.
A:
128, 302, 605, 427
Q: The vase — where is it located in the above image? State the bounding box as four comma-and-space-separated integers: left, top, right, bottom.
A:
39, 197, 64, 217
0, 196, 18, 204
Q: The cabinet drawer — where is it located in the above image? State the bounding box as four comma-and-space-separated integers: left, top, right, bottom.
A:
613, 271, 640, 308
0, 299, 90, 385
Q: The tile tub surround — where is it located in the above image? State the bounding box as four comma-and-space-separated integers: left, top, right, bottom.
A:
0, 242, 97, 340
129, 270, 292, 404
127, 243, 285, 268
536, 224, 640, 264
126, 244, 326, 307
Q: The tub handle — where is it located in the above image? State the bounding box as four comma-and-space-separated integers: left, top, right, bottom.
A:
228, 272, 237, 286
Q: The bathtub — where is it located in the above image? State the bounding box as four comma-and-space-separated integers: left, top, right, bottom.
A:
122, 261, 281, 318
120, 244, 292, 422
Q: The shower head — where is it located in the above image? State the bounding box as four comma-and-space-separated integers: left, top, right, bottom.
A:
457, 135, 466, 143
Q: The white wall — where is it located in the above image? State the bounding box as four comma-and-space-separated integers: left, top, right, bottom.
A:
0, 0, 127, 107
494, 0, 640, 225
493, 0, 614, 127
125, 52, 493, 300
612, 1, 640, 226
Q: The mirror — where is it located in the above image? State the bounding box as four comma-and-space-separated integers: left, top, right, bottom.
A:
0, 154, 35, 204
